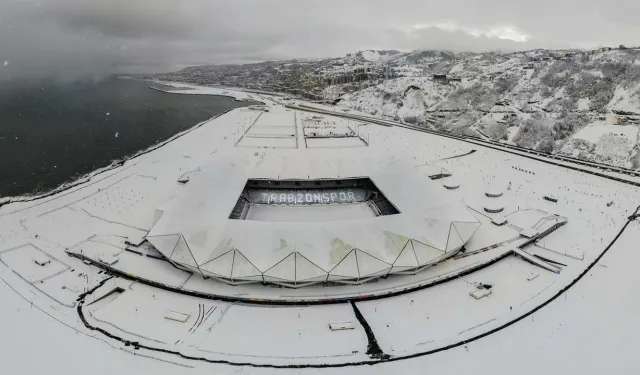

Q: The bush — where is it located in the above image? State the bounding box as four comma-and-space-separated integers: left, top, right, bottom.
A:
601, 62, 627, 79
589, 83, 615, 112
536, 137, 555, 153
485, 121, 508, 140
404, 115, 418, 124
631, 152, 640, 170
540, 86, 552, 98
567, 73, 615, 112
494, 76, 518, 94
540, 60, 578, 88
513, 119, 553, 149
623, 65, 640, 88
531, 111, 544, 120
461, 128, 479, 137
552, 113, 589, 140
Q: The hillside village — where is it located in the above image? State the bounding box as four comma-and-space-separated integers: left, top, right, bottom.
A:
152, 47, 640, 169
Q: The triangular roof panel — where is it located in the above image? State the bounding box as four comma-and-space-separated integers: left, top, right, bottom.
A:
412, 240, 444, 265
355, 249, 391, 278
446, 224, 465, 252
170, 235, 198, 268
392, 241, 419, 268
200, 250, 234, 278
328, 249, 359, 278
146, 234, 180, 257
231, 250, 263, 279
295, 253, 328, 282
263, 253, 296, 281
453, 221, 481, 242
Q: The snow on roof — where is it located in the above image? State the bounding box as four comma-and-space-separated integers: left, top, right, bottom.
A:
491, 215, 508, 225
520, 227, 540, 238
147, 154, 480, 284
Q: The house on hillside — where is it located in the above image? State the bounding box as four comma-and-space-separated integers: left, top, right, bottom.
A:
615, 116, 629, 125
433, 74, 448, 82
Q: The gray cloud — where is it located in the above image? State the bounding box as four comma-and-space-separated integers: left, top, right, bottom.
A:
0, 0, 638, 80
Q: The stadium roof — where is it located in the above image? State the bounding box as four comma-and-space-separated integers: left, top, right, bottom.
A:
146, 154, 480, 285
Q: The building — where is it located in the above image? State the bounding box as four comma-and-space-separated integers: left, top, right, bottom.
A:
146, 156, 480, 287
615, 116, 629, 125
4, 97, 639, 371
433, 73, 448, 82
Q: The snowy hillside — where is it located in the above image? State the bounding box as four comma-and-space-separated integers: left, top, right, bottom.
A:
333, 48, 640, 169
152, 47, 640, 169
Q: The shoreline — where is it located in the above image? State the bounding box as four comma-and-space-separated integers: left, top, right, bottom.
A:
0, 107, 242, 210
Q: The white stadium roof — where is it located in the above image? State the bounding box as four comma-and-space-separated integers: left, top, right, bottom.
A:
146, 154, 480, 286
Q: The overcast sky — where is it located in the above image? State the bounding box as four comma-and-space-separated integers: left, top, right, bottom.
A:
1, 0, 639, 79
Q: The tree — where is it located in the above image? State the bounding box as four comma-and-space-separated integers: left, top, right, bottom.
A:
536, 137, 556, 153
513, 119, 553, 149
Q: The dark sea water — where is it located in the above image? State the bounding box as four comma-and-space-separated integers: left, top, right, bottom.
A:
0, 77, 254, 197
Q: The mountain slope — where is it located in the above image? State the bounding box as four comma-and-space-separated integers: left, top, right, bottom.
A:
333, 49, 640, 169
151, 48, 640, 169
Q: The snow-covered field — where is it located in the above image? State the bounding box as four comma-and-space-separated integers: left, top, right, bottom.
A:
560, 122, 640, 167
1, 91, 639, 373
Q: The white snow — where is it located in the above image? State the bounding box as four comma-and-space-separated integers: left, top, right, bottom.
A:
1, 90, 639, 372
576, 97, 590, 111
608, 84, 640, 113
150, 80, 260, 103
561, 122, 639, 167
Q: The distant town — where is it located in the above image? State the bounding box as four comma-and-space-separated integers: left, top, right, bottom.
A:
146, 46, 636, 102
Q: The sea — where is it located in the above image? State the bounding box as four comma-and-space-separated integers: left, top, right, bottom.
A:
0, 77, 255, 197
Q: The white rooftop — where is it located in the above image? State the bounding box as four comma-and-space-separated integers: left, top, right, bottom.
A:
146, 154, 479, 285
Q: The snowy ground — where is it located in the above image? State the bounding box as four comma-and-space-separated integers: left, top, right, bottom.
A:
1, 90, 639, 373
149, 80, 274, 104
560, 122, 640, 167
4, 219, 640, 374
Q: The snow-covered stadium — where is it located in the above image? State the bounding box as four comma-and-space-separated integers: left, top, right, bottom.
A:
146, 155, 480, 287
1, 87, 640, 373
